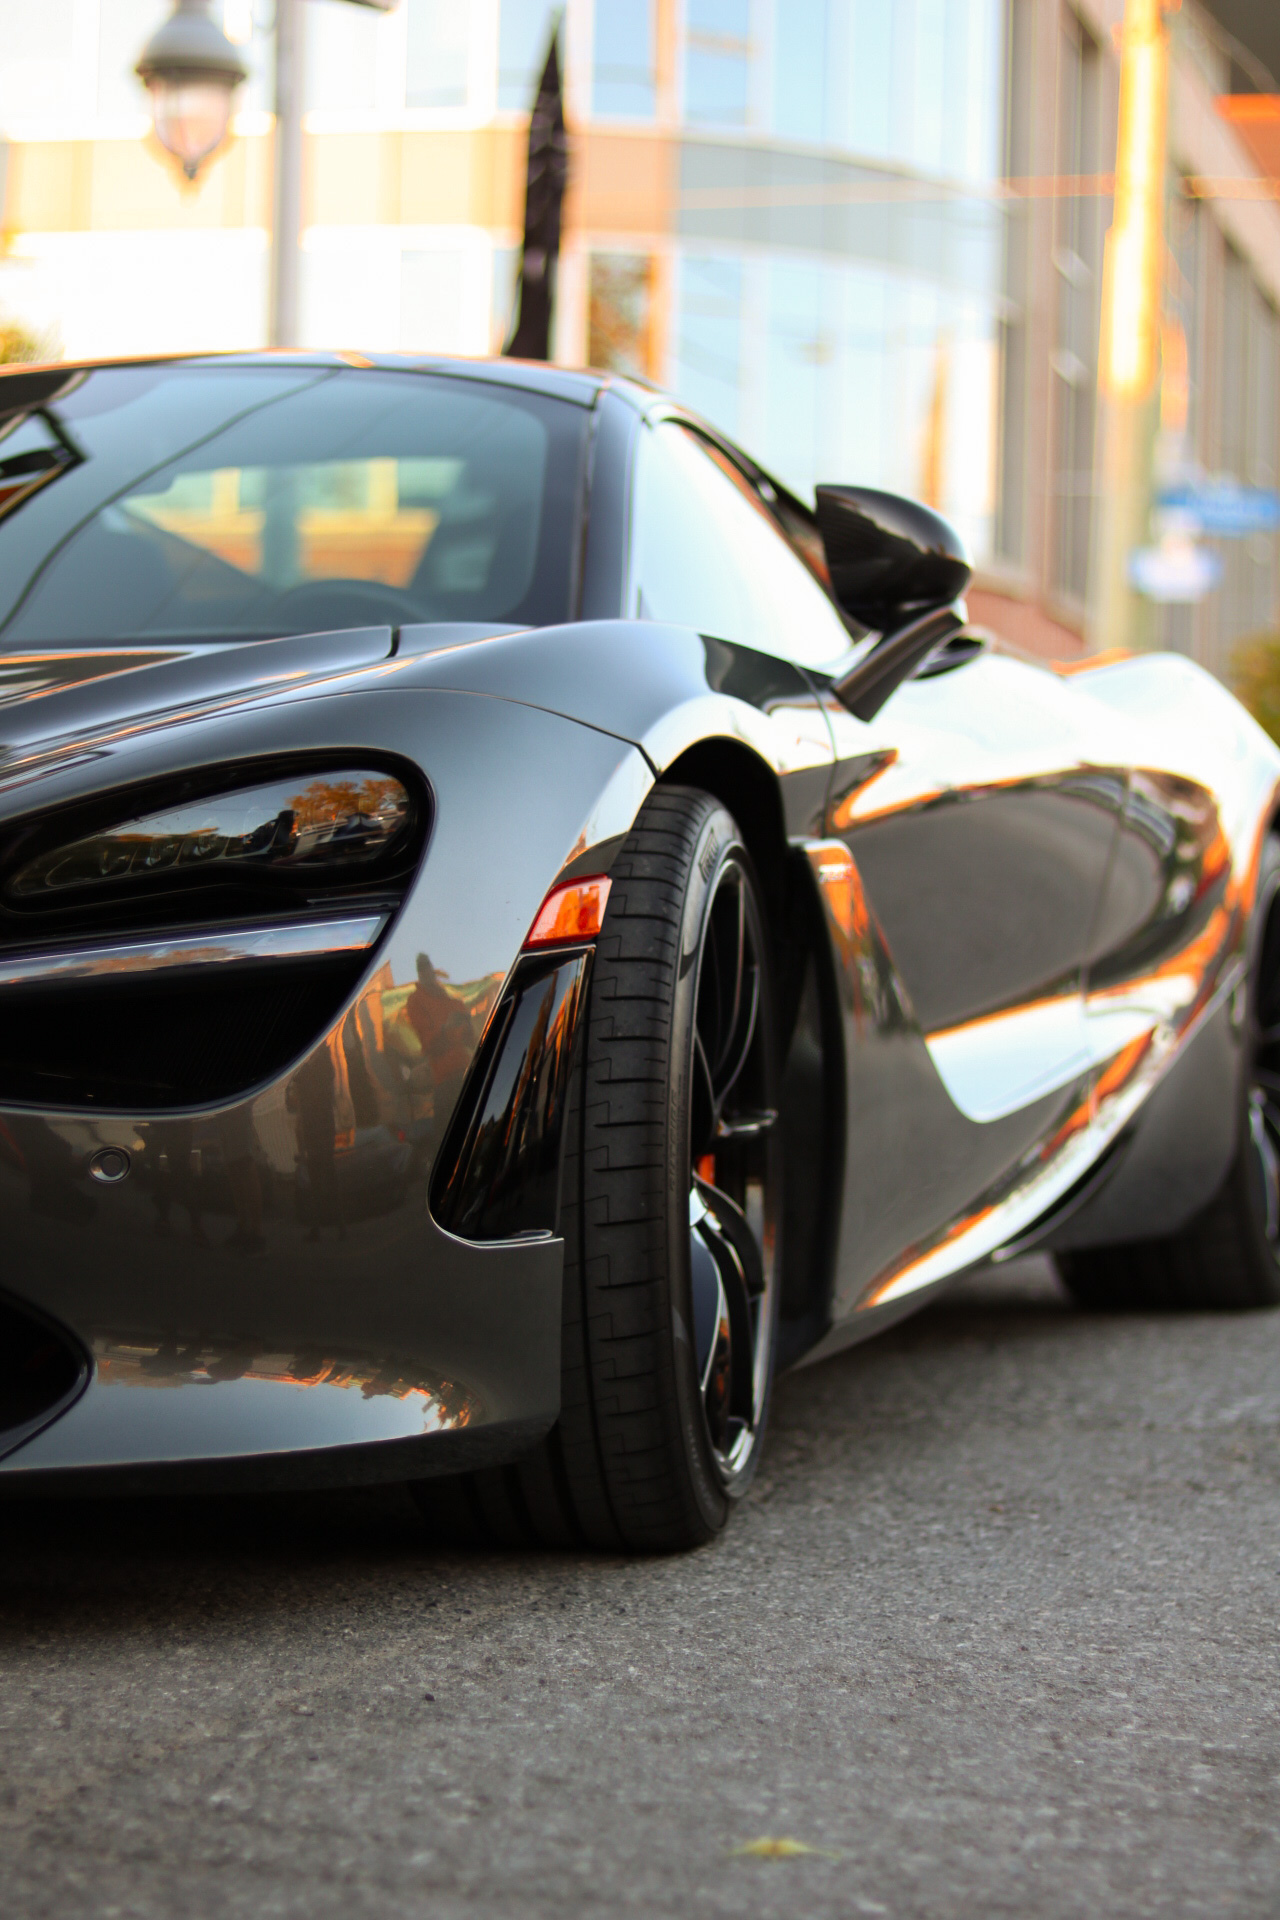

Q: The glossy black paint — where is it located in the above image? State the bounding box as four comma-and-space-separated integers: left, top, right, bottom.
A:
832, 606, 964, 722
0, 1290, 89, 1459
0, 677, 640, 1484
814, 484, 973, 629
824, 663, 1129, 1035
0, 351, 1274, 1492
433, 949, 592, 1241
578, 385, 639, 622
1044, 994, 1242, 1251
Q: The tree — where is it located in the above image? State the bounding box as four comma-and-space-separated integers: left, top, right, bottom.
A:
0, 318, 54, 365
1233, 633, 1280, 746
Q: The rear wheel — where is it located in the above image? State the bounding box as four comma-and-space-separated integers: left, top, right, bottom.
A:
1057, 837, 1280, 1312
411, 786, 782, 1550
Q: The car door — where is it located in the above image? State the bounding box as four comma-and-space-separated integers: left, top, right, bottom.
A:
625, 417, 1132, 1338
814, 640, 1138, 1326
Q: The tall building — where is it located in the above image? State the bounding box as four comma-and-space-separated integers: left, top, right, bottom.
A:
0, 0, 1276, 672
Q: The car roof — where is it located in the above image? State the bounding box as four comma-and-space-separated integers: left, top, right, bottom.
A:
0, 349, 818, 532
0, 349, 611, 411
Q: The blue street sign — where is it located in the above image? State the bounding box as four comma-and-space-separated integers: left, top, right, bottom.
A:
1156, 480, 1280, 537
1129, 541, 1222, 603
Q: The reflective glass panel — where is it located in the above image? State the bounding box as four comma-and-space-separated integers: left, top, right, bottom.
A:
629, 422, 851, 668
0, 367, 586, 644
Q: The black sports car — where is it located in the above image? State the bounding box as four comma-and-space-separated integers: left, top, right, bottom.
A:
0, 351, 1276, 1552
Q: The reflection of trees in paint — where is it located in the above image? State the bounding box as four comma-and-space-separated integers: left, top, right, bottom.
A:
287, 774, 408, 840
92, 1334, 477, 1424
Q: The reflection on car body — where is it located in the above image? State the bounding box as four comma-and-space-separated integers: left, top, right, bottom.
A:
0, 352, 1277, 1553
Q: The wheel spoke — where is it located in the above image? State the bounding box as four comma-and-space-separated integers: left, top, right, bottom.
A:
695, 1175, 766, 1299
695, 1212, 755, 1421
715, 1108, 778, 1139
686, 844, 777, 1483
720, 876, 746, 1077
711, 969, 760, 1117
691, 1028, 717, 1153
1250, 1092, 1280, 1243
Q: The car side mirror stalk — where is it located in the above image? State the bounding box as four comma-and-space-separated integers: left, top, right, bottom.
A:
831, 605, 965, 722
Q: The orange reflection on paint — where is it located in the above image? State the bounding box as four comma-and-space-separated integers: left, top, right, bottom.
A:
1092, 1031, 1156, 1110
807, 841, 868, 947
806, 840, 878, 1031
1050, 649, 1135, 676
862, 1203, 1000, 1310
828, 749, 900, 831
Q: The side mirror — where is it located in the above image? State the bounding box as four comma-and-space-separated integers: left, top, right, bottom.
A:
814, 486, 972, 632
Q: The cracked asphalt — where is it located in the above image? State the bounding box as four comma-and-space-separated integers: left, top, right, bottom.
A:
4, 1255, 1280, 1919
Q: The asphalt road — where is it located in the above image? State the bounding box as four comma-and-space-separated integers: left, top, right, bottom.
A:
4, 1255, 1280, 1919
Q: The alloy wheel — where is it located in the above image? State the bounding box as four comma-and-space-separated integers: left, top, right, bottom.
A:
686, 853, 779, 1484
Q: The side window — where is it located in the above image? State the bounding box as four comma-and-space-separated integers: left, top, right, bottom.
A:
628, 422, 851, 669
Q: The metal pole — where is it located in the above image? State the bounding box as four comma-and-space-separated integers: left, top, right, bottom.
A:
1089, 0, 1169, 651
269, 0, 304, 347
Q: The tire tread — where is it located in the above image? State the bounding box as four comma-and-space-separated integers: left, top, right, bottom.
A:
413, 787, 731, 1552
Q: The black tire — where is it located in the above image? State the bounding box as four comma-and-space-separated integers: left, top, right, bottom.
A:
1057, 838, 1280, 1312
412, 786, 783, 1551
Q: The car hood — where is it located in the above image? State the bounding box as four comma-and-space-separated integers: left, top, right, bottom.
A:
0, 626, 396, 757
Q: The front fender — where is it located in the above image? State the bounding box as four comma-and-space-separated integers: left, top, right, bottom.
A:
392, 620, 833, 836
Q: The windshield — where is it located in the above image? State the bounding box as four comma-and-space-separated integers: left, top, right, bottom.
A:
0, 364, 588, 645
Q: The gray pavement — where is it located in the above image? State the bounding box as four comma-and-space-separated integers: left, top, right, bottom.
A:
4, 1256, 1280, 1919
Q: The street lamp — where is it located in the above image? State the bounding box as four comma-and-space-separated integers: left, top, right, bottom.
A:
138, 0, 399, 343
135, 0, 249, 183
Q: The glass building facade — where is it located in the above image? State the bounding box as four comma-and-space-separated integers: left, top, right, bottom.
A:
0, 0, 1276, 668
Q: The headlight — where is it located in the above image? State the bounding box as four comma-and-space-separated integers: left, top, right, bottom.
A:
7, 769, 414, 902
0, 763, 426, 1109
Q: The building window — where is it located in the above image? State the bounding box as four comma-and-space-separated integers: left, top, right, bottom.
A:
406, 0, 471, 109
1050, 8, 1107, 606
1217, 248, 1279, 658
498, 0, 558, 111
670, 255, 744, 438
772, 0, 827, 143
401, 249, 470, 353
685, 0, 751, 128
593, 1, 656, 118
588, 255, 658, 379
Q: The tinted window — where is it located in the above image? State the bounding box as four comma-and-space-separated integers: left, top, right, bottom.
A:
0, 365, 587, 644
627, 422, 850, 669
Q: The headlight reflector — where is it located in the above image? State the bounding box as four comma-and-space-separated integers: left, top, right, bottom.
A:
7, 770, 413, 901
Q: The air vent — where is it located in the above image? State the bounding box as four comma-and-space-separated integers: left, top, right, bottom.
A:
0, 959, 365, 1108
0, 1294, 87, 1455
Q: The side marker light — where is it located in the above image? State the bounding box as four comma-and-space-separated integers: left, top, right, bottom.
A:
525, 875, 612, 948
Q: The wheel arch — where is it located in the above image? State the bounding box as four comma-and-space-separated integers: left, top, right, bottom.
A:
659, 738, 789, 924
657, 738, 844, 1363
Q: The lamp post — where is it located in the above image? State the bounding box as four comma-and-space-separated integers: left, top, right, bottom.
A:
135, 0, 249, 183
138, 0, 399, 347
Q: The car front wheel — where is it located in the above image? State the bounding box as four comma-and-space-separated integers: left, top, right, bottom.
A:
412, 785, 782, 1550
